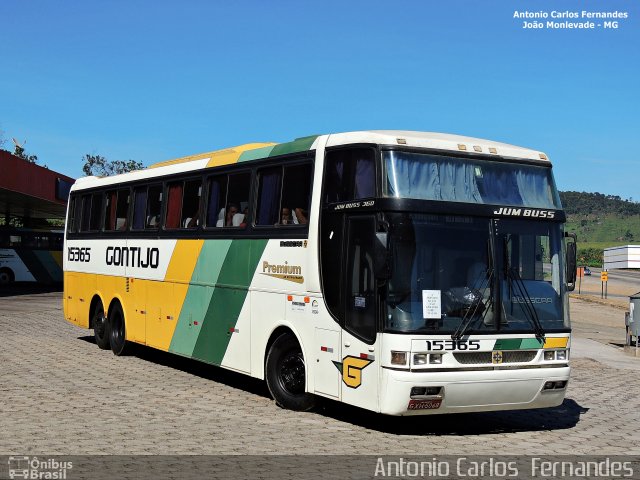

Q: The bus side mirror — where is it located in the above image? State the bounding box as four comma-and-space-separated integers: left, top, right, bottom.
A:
565, 233, 577, 291
374, 232, 391, 279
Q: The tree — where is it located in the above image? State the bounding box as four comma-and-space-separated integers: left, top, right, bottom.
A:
13, 143, 39, 163
82, 154, 144, 176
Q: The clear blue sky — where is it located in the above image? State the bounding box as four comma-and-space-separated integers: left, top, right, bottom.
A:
1, 0, 638, 199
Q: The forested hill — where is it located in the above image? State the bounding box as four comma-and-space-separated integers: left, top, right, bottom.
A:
559, 191, 640, 216
559, 192, 640, 264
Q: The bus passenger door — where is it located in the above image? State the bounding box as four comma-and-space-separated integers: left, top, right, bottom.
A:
340, 216, 380, 412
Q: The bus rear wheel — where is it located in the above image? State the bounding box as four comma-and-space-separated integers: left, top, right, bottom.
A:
92, 302, 110, 350
108, 303, 131, 356
0, 268, 14, 286
265, 333, 316, 411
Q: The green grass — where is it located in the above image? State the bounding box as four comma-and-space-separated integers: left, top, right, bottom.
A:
565, 214, 640, 245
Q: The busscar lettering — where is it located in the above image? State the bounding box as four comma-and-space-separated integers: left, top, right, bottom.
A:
105, 246, 159, 268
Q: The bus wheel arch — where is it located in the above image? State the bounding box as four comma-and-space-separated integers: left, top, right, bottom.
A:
107, 298, 131, 356
264, 327, 316, 411
89, 295, 110, 350
0, 267, 15, 286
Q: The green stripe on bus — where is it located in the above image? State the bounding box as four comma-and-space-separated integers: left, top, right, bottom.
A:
519, 338, 544, 349
14, 248, 54, 284
33, 250, 63, 282
493, 338, 544, 350
238, 146, 275, 162
493, 338, 523, 350
190, 239, 268, 365
169, 240, 233, 356
268, 135, 318, 157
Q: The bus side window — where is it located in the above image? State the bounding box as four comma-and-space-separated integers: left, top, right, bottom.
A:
255, 167, 282, 226
104, 191, 117, 231
206, 176, 228, 228
89, 193, 102, 231
255, 162, 312, 227
282, 163, 312, 225
132, 187, 147, 230
226, 172, 250, 228
68, 195, 82, 233
80, 194, 92, 232
181, 179, 202, 228
115, 189, 130, 230
145, 185, 162, 229
165, 182, 183, 230
104, 189, 129, 231
324, 148, 375, 204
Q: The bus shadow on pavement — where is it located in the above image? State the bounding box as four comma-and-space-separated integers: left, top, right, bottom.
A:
316, 397, 589, 436
0, 282, 62, 297
78, 336, 271, 399
79, 334, 588, 435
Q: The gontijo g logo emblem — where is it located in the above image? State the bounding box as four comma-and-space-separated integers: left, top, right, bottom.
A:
332, 356, 373, 388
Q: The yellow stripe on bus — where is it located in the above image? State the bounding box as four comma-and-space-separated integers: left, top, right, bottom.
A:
145, 240, 205, 351
543, 337, 569, 349
205, 143, 276, 168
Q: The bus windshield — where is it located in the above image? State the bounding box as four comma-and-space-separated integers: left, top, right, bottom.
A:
384, 150, 561, 209
384, 213, 569, 334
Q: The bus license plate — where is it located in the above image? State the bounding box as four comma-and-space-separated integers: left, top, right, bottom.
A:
407, 399, 442, 410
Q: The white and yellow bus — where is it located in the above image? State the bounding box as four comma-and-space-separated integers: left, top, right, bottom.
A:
63, 131, 577, 415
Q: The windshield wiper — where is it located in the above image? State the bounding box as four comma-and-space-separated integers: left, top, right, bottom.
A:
503, 237, 546, 342
452, 239, 495, 340
451, 269, 493, 340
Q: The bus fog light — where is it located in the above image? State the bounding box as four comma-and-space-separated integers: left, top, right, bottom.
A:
429, 354, 443, 364
556, 349, 567, 360
410, 387, 426, 397
413, 354, 428, 365
554, 381, 567, 389
543, 381, 555, 390
425, 386, 442, 396
544, 351, 555, 361
391, 351, 407, 365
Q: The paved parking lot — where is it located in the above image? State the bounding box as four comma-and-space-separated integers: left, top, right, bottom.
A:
1, 289, 639, 456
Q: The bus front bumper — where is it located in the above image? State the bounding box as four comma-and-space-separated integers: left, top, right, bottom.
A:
379, 365, 570, 416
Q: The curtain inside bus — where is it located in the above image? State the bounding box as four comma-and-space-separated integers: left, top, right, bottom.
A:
384, 151, 560, 208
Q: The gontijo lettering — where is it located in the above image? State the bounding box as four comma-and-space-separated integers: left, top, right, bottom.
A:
106, 246, 159, 268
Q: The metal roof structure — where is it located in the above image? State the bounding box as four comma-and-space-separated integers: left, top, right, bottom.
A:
0, 150, 75, 224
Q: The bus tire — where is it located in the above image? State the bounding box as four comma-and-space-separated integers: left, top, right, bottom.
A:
92, 301, 110, 350
265, 333, 316, 411
108, 302, 131, 356
0, 268, 14, 286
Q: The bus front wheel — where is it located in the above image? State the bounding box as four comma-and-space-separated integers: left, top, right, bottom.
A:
92, 302, 110, 350
265, 333, 316, 411
108, 303, 131, 356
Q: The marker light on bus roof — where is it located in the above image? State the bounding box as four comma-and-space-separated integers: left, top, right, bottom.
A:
473, 146, 482, 152
457, 144, 467, 151
539, 153, 548, 160
489, 147, 497, 154
396, 138, 407, 144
